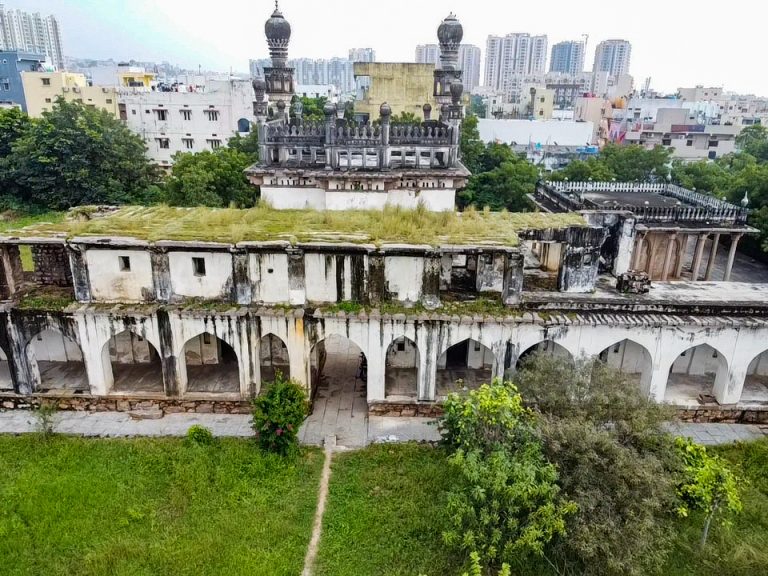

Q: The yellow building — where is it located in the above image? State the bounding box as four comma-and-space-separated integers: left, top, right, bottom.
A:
353, 62, 437, 121
117, 66, 156, 88
21, 72, 120, 118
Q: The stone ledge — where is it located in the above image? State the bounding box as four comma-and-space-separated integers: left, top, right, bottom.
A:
368, 402, 444, 418
0, 394, 251, 415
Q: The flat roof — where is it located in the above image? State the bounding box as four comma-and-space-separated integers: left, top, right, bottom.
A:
583, 190, 687, 209
0, 206, 586, 247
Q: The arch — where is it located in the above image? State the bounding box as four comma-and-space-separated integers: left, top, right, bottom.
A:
665, 343, 728, 405
742, 349, 768, 404
385, 336, 419, 399
516, 339, 574, 371
259, 333, 290, 384
26, 329, 87, 392
437, 338, 494, 397
182, 332, 239, 394
237, 118, 251, 133
597, 339, 653, 392
310, 333, 367, 404
103, 330, 163, 394
0, 347, 11, 390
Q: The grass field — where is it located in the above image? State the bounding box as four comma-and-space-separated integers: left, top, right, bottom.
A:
317, 440, 768, 576
0, 436, 322, 576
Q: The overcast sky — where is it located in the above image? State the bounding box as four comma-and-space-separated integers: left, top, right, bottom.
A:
13, 0, 767, 96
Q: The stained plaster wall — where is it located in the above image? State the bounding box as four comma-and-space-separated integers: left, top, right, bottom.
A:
168, 251, 233, 299
86, 249, 153, 302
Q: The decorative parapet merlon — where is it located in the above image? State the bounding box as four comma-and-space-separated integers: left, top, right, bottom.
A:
389, 124, 453, 145
264, 121, 325, 145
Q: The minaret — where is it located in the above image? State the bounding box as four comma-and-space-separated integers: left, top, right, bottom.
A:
434, 13, 464, 115
263, 1, 294, 111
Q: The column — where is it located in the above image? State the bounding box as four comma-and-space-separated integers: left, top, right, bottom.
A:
723, 233, 743, 282
690, 233, 708, 281
674, 234, 689, 279
156, 309, 180, 396
661, 233, 677, 281
631, 232, 646, 271
704, 233, 721, 281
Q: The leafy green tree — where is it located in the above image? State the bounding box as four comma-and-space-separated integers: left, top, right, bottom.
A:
165, 148, 256, 207
251, 371, 309, 455
671, 159, 734, 198
0, 107, 32, 157
296, 96, 327, 122
460, 157, 538, 211
548, 157, 615, 182
439, 380, 575, 572
7, 99, 156, 210
459, 113, 485, 174
599, 143, 672, 181
389, 111, 421, 125
675, 437, 742, 549
735, 124, 768, 162
228, 127, 260, 162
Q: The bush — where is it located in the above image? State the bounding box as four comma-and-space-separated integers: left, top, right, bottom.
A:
34, 401, 58, 438
186, 425, 215, 446
251, 372, 309, 455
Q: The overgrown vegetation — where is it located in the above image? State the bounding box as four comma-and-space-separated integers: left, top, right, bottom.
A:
0, 436, 323, 575
16, 286, 76, 311
8, 204, 584, 246
251, 372, 309, 455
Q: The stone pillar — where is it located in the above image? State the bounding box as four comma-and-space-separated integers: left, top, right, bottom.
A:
723, 233, 743, 282
367, 253, 386, 305
0, 312, 20, 393
366, 320, 385, 404
661, 233, 677, 281
149, 247, 171, 303
674, 234, 689, 279
232, 249, 252, 305
66, 244, 91, 303
420, 254, 441, 309
420, 323, 439, 401
704, 233, 721, 281
156, 309, 180, 396
690, 233, 708, 281
631, 232, 646, 271
286, 249, 306, 306
502, 253, 524, 305
0, 245, 24, 300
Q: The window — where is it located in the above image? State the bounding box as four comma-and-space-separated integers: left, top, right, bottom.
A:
708, 151, 717, 160
145, 109, 150, 114
180, 109, 192, 120
203, 333, 211, 345
154, 109, 168, 121
540, 97, 545, 103
156, 138, 170, 149
192, 257, 206, 277
106, 98, 112, 104
204, 109, 219, 121
44, 97, 51, 103
132, 109, 136, 115
182, 138, 194, 149
686, 140, 693, 147
119, 256, 131, 271
397, 341, 405, 352
708, 140, 718, 147
207, 139, 222, 149
662, 138, 671, 146
41, 78, 50, 86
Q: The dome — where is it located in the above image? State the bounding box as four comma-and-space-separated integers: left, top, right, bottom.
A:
379, 102, 392, 117
450, 81, 464, 104
323, 102, 337, 117
265, 5, 291, 43
252, 77, 266, 100
437, 13, 463, 47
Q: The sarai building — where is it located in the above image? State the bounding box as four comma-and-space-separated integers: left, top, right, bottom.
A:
0, 7, 767, 425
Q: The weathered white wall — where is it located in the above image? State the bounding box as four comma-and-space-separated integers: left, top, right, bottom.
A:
672, 344, 722, 376
250, 253, 290, 304
184, 333, 221, 365
86, 249, 153, 302
169, 251, 233, 299
261, 187, 325, 210
109, 330, 153, 363
326, 191, 388, 211
748, 350, 768, 376
260, 334, 290, 367
602, 339, 649, 374
305, 253, 338, 303
28, 329, 82, 362
387, 188, 456, 212
384, 256, 424, 303
386, 337, 418, 368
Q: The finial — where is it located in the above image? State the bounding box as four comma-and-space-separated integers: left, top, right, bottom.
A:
742, 191, 749, 208
275, 0, 279, 10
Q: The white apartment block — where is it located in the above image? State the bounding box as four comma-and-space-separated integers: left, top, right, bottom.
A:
118, 79, 254, 166
0, 4, 63, 69
415, 43, 482, 92
348, 48, 375, 63
593, 39, 631, 78
549, 41, 585, 75
484, 33, 547, 100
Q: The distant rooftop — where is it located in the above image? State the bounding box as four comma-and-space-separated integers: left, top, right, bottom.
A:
1, 206, 586, 247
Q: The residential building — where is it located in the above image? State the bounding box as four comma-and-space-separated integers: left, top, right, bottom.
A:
574, 95, 613, 145
0, 4, 63, 70
483, 33, 547, 102
592, 39, 632, 77
119, 79, 254, 166
416, 43, 482, 93
348, 48, 375, 62
249, 57, 354, 93
295, 83, 339, 100
549, 40, 585, 74
0, 49, 44, 111
21, 71, 119, 118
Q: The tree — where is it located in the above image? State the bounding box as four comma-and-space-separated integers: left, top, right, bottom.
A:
228, 127, 260, 162
389, 111, 421, 125
459, 113, 485, 174
0, 107, 32, 157
439, 380, 575, 572
671, 159, 734, 198
675, 437, 742, 549
548, 157, 614, 182
599, 143, 672, 181
460, 158, 538, 211
295, 96, 327, 123
735, 124, 768, 162
165, 148, 256, 207
7, 98, 156, 210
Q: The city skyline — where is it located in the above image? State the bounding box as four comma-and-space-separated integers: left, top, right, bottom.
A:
8, 0, 768, 96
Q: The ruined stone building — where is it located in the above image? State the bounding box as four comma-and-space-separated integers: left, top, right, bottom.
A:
0, 7, 766, 424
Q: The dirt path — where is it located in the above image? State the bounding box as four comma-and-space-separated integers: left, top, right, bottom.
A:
301, 436, 335, 576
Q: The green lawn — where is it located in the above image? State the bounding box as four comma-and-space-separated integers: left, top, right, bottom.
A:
0, 436, 323, 576
317, 439, 768, 576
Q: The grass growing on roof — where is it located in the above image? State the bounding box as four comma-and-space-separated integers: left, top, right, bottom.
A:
5, 205, 585, 247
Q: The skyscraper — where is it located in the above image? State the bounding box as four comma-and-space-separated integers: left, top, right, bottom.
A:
483, 33, 547, 91
348, 48, 375, 62
549, 40, 585, 74
592, 39, 632, 77
415, 43, 481, 92
0, 4, 64, 70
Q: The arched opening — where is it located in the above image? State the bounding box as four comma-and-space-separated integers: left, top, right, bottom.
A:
516, 340, 573, 371
310, 334, 366, 404
259, 334, 290, 384
0, 348, 12, 390
237, 118, 251, 133
183, 333, 239, 394
597, 339, 653, 391
665, 344, 727, 404
436, 339, 494, 397
27, 329, 87, 392
104, 331, 163, 393
385, 337, 419, 399
743, 349, 768, 404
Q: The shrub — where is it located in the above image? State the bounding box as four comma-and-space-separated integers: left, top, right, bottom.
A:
34, 401, 58, 438
251, 372, 309, 455
186, 425, 215, 446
